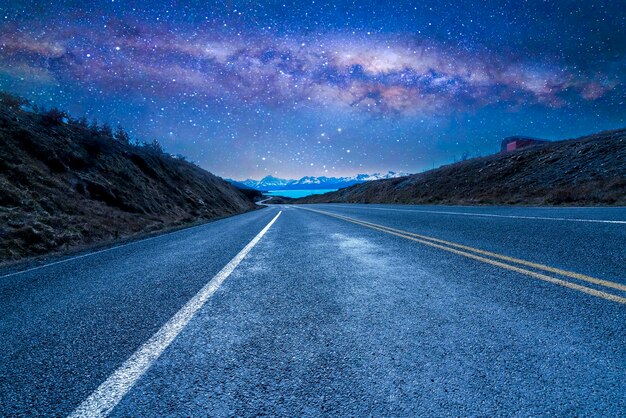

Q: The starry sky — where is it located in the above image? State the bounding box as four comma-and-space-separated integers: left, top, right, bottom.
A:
1, 1, 624, 179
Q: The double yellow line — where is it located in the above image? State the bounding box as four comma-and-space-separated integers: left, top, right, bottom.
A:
298, 206, 626, 305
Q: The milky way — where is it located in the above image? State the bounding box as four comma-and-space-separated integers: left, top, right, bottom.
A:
1, 1, 624, 178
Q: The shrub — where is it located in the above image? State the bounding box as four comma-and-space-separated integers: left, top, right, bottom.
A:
0, 92, 29, 109
76, 116, 88, 128
88, 119, 100, 136
114, 125, 131, 144
100, 123, 113, 138
147, 139, 164, 153
41, 108, 67, 127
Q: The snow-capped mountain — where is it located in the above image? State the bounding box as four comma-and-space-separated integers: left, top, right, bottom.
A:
244, 175, 291, 188
227, 171, 409, 191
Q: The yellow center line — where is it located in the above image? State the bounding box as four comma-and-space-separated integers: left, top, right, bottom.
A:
308, 208, 626, 293
296, 206, 626, 305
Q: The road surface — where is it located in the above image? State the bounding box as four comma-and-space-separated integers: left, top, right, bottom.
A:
1, 204, 625, 416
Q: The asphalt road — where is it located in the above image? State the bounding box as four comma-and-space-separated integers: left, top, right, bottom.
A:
1, 203, 625, 416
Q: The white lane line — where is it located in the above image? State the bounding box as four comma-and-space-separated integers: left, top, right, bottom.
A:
0, 210, 270, 279
68, 210, 282, 418
318, 205, 626, 224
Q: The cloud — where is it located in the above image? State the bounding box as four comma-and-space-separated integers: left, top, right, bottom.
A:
0, 61, 58, 86
0, 22, 620, 115
0, 33, 66, 58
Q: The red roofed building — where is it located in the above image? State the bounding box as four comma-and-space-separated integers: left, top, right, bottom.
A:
501, 136, 549, 152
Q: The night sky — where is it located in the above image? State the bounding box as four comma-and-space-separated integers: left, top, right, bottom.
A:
1, 1, 624, 179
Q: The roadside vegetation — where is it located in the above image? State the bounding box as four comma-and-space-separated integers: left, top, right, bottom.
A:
298, 128, 626, 206
0, 92, 261, 264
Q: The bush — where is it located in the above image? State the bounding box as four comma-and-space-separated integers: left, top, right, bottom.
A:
114, 125, 131, 144
146, 139, 164, 153
75, 116, 88, 128
100, 123, 113, 138
88, 120, 100, 136
41, 108, 67, 127
0, 92, 29, 109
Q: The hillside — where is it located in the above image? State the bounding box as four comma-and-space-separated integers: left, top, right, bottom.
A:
298, 129, 626, 206
0, 96, 259, 263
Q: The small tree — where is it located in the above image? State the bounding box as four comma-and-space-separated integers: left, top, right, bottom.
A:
100, 123, 113, 138
0, 92, 29, 109
0, 92, 27, 109
88, 119, 100, 135
148, 139, 164, 153
114, 125, 131, 144
76, 116, 88, 128
41, 108, 67, 126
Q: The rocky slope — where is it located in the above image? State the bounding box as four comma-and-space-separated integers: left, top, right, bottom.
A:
0, 97, 259, 263
298, 129, 626, 206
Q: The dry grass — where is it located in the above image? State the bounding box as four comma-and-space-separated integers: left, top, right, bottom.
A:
0, 100, 259, 264
299, 129, 626, 206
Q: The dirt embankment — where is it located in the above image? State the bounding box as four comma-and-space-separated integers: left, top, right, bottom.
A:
0, 98, 260, 263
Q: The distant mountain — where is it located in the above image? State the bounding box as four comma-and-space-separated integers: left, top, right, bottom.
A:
228, 171, 409, 191
298, 129, 626, 206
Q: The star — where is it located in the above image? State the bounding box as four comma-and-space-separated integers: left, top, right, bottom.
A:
0, 1, 622, 179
